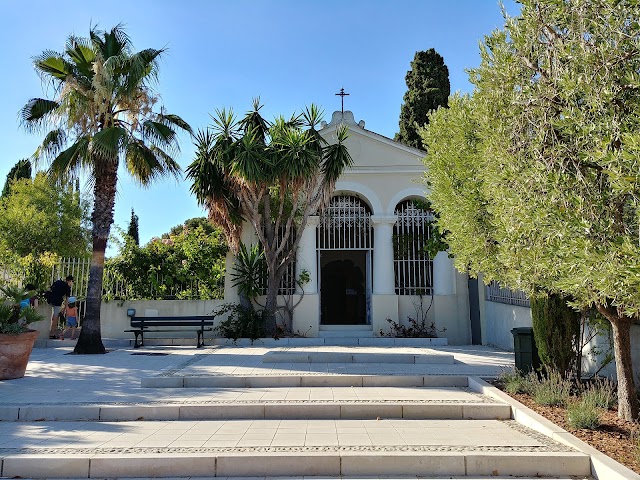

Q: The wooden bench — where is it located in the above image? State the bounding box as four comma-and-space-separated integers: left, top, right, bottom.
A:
125, 313, 214, 348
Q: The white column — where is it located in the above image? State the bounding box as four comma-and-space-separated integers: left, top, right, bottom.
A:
371, 215, 396, 294
433, 251, 456, 295
296, 216, 319, 294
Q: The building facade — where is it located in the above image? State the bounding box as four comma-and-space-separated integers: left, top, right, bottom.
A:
223, 111, 475, 344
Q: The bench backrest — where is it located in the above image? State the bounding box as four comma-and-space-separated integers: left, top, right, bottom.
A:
130, 316, 214, 328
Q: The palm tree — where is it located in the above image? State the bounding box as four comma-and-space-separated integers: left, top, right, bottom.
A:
187, 100, 352, 329
21, 25, 192, 353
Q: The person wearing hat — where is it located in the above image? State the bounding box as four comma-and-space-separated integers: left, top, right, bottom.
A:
48, 275, 73, 339
60, 295, 79, 340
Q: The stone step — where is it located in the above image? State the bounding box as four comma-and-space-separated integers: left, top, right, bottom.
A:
319, 325, 374, 338
141, 374, 470, 388
262, 350, 455, 364
36, 336, 449, 348
0, 419, 590, 478
2, 401, 511, 422
0, 452, 591, 478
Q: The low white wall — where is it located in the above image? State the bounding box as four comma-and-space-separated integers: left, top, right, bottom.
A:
32, 300, 228, 340
483, 301, 532, 351
582, 324, 640, 380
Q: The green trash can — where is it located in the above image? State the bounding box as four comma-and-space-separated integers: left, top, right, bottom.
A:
511, 327, 540, 373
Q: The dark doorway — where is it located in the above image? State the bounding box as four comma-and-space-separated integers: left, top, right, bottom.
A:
320, 251, 367, 325
468, 276, 482, 344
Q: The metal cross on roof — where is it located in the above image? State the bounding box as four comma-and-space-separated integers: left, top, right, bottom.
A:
335, 87, 349, 114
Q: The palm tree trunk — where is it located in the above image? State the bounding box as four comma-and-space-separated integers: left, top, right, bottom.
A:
74, 163, 118, 354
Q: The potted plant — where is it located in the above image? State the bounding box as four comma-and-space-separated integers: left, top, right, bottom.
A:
0, 285, 44, 380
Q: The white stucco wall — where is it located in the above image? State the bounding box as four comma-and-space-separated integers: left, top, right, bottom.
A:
482, 301, 532, 351
30, 300, 228, 340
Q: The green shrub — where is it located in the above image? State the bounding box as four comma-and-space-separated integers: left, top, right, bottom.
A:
532, 370, 571, 406
531, 292, 580, 378
567, 398, 601, 429
499, 369, 536, 395
581, 378, 617, 410
213, 303, 265, 341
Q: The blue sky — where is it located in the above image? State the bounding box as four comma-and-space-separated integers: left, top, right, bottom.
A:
1, 0, 517, 253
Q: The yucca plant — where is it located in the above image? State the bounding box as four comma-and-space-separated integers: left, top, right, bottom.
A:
0, 285, 44, 335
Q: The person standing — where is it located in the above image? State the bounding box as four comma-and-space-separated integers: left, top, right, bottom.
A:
48, 275, 73, 339
60, 296, 78, 340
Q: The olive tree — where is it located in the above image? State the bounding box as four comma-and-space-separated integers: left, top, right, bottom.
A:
423, 0, 640, 420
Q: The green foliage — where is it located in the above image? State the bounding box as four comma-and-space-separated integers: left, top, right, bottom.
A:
396, 49, 450, 149
188, 101, 352, 326
423, 0, 640, 419
531, 293, 581, 378
1, 159, 31, 197
532, 370, 572, 407
127, 209, 140, 246
567, 398, 602, 430
581, 378, 617, 410
23, 25, 192, 354
212, 303, 265, 342
380, 316, 439, 338
498, 369, 537, 395
231, 243, 265, 301
106, 218, 226, 300
0, 285, 44, 335
0, 173, 90, 259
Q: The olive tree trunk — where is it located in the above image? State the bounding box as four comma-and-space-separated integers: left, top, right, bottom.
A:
597, 305, 639, 421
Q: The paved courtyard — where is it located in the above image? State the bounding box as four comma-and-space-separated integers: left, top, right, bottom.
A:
0, 342, 631, 478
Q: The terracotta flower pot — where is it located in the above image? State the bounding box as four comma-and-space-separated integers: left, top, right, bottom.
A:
0, 330, 39, 380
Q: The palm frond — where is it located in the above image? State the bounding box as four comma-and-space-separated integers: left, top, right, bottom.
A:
125, 140, 181, 186
303, 104, 324, 129
157, 113, 193, 136
33, 52, 74, 81
321, 124, 353, 185
239, 98, 270, 141
90, 126, 128, 161
65, 35, 96, 79
48, 137, 89, 180
34, 128, 67, 162
142, 120, 177, 148
20, 98, 60, 131
233, 127, 269, 182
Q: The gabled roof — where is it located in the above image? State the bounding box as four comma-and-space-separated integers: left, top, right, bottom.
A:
319, 110, 426, 159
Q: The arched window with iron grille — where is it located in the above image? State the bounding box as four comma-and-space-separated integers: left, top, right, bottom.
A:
393, 199, 434, 295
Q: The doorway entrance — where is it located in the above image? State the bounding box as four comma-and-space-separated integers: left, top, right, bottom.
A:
320, 251, 368, 325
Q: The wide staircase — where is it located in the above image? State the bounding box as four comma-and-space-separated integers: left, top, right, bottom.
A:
0, 340, 600, 479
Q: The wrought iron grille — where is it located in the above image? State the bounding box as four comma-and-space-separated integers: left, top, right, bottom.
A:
393, 200, 434, 295
485, 280, 530, 307
318, 195, 372, 250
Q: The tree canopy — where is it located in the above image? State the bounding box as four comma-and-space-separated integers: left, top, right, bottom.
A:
423, 0, 640, 420
22, 25, 191, 353
188, 101, 352, 327
1, 159, 32, 197
395, 49, 450, 149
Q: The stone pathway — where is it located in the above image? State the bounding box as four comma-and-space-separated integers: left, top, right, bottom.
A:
0, 341, 630, 478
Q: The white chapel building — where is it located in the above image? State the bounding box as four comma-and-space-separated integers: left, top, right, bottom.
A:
224, 110, 479, 345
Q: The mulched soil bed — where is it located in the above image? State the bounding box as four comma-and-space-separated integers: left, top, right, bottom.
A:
493, 382, 640, 475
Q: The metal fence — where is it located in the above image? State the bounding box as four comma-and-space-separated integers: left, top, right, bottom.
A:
49, 257, 224, 301
484, 280, 530, 307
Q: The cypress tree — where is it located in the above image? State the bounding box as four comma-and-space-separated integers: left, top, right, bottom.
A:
531, 293, 580, 378
127, 208, 140, 246
395, 49, 450, 150
1, 159, 31, 197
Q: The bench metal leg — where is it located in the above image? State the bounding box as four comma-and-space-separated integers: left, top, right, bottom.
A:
134, 331, 144, 348
197, 330, 204, 348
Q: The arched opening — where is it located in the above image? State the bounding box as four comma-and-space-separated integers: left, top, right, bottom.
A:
393, 199, 434, 295
318, 195, 372, 325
